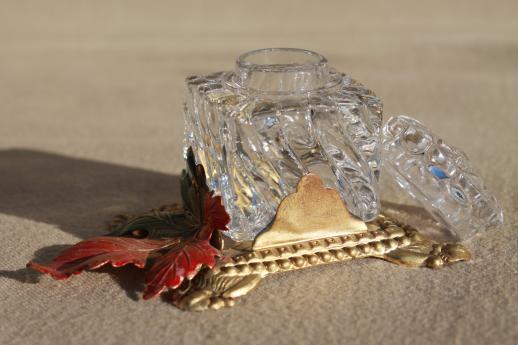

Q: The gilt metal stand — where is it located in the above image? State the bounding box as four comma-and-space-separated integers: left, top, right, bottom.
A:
172, 175, 471, 311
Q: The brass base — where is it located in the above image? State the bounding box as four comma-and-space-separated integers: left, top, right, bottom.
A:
173, 214, 471, 311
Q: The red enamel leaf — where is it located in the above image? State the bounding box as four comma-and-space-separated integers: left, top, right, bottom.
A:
205, 193, 230, 232
196, 193, 230, 241
27, 148, 232, 303
27, 237, 171, 280
143, 240, 218, 300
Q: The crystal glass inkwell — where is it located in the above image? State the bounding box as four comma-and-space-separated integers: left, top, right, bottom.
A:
184, 48, 382, 241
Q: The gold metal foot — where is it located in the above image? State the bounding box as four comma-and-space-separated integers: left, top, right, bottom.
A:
378, 231, 471, 268
174, 271, 263, 311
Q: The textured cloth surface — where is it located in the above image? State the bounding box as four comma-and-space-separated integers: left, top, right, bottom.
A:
1, 1, 517, 344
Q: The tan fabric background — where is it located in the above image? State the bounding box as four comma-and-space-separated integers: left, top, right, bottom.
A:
1, 1, 517, 344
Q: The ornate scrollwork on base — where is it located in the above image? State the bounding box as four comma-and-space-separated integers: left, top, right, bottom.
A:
173, 215, 471, 311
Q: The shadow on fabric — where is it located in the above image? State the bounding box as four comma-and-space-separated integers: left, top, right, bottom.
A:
0, 149, 182, 295
0, 149, 181, 238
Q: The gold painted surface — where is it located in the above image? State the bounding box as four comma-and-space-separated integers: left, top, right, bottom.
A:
174, 215, 471, 311
253, 174, 368, 250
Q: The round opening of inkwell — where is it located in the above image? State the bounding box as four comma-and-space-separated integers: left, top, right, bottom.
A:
235, 48, 330, 93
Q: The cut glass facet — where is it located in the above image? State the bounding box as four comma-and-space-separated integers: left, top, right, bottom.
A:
382, 115, 504, 240
184, 48, 383, 240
